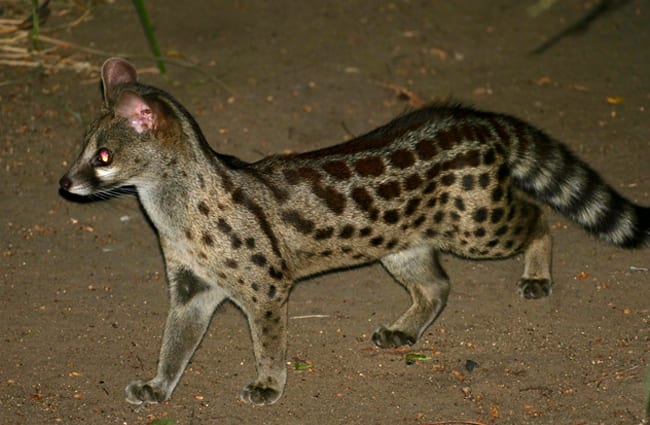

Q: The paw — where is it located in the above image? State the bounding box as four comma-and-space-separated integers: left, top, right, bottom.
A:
125, 379, 169, 406
240, 382, 282, 406
517, 278, 552, 299
371, 325, 416, 348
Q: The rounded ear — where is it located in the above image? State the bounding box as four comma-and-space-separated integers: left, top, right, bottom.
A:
101, 58, 138, 102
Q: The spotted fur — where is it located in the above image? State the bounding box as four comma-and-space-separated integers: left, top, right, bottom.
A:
59, 58, 649, 408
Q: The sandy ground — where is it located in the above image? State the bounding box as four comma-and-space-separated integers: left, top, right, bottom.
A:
1, 1, 649, 424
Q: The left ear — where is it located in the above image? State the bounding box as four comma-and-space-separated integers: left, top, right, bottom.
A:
101, 57, 137, 103
115, 91, 161, 134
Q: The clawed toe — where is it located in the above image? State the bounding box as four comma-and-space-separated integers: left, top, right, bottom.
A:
517, 278, 552, 299
240, 383, 282, 406
125, 380, 168, 406
371, 325, 416, 348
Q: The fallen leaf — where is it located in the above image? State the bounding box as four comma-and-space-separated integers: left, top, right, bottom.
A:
575, 271, 589, 280
606, 96, 623, 104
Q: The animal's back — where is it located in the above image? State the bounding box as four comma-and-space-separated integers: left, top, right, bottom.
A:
249, 103, 647, 279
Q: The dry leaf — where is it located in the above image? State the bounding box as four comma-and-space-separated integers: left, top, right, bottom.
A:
606, 96, 623, 104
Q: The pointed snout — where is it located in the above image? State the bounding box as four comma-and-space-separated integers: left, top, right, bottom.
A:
59, 175, 73, 192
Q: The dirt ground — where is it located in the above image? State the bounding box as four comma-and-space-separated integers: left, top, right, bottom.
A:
1, 1, 649, 424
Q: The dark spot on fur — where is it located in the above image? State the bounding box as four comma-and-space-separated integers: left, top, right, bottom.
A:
231, 234, 242, 249
351, 187, 374, 212
483, 149, 496, 165
473, 207, 488, 223
251, 254, 267, 267
281, 210, 315, 234
376, 181, 401, 200
269, 267, 283, 280
383, 209, 400, 224
508, 206, 517, 221
184, 229, 193, 240
359, 227, 372, 237
474, 227, 486, 237
404, 174, 423, 191
354, 157, 385, 177
386, 239, 398, 249
433, 211, 445, 223
197, 201, 210, 216
426, 163, 441, 180
427, 198, 437, 208
322, 160, 352, 180
217, 218, 232, 234
423, 181, 437, 194
454, 197, 465, 211
321, 249, 333, 257
440, 192, 450, 205
413, 215, 426, 227
478, 172, 490, 188
225, 259, 238, 268
436, 127, 461, 150
405, 198, 421, 216
415, 139, 438, 160
487, 239, 499, 248
314, 227, 334, 240
283, 169, 301, 185
462, 150, 481, 167
251, 283, 259, 291
491, 208, 505, 223
495, 225, 509, 236
245, 237, 256, 248
462, 175, 475, 191
268, 285, 277, 299
339, 224, 355, 239
202, 233, 214, 246
497, 164, 509, 182
492, 186, 504, 202
450, 212, 461, 221
316, 185, 347, 215
173, 268, 209, 305
370, 236, 384, 246
390, 149, 416, 168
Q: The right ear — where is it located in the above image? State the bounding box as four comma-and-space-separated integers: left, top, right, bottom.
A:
101, 58, 138, 103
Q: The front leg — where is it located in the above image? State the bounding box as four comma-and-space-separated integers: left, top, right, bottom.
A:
240, 298, 289, 406
125, 267, 225, 406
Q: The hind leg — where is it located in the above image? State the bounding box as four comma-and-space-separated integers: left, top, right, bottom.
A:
516, 210, 553, 299
372, 244, 450, 348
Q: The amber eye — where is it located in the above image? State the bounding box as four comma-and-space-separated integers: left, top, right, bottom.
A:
93, 148, 112, 166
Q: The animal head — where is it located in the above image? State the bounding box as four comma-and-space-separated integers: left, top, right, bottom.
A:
59, 58, 179, 196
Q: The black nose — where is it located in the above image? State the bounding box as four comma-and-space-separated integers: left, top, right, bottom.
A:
59, 175, 72, 191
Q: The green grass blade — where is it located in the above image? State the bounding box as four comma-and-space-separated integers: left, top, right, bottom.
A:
30, 0, 40, 50
131, 0, 166, 75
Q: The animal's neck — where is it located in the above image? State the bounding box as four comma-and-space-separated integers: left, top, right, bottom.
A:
135, 117, 238, 235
